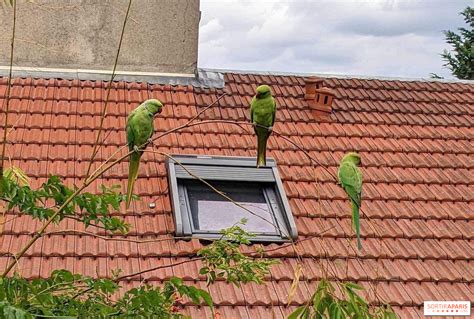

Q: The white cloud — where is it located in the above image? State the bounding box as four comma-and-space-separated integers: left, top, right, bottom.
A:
198, 0, 471, 78
200, 18, 224, 43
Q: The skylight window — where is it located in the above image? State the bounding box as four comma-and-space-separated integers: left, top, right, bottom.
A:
166, 155, 297, 241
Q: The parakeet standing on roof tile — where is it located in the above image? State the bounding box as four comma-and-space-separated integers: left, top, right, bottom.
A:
250, 85, 276, 168
126, 99, 164, 209
338, 152, 363, 250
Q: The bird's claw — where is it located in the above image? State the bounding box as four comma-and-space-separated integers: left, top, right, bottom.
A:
133, 145, 140, 153
267, 126, 273, 132
147, 138, 154, 145
252, 122, 257, 127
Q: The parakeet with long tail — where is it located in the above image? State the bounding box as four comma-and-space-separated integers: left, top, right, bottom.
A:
338, 152, 363, 250
126, 99, 164, 208
250, 85, 276, 168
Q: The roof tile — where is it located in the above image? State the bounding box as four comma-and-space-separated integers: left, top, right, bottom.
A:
1, 73, 472, 316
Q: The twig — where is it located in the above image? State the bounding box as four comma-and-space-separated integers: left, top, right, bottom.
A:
39, 227, 339, 255
116, 257, 204, 281
0, 0, 17, 179
44, 229, 196, 243
72, 257, 205, 299
63, 215, 110, 231
85, 0, 133, 178
0, 215, 18, 226
5, 113, 24, 139
27, 280, 86, 303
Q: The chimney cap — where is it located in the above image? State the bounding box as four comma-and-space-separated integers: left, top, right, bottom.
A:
304, 77, 324, 84
315, 87, 336, 96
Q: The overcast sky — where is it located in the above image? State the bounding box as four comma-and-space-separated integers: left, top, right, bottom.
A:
198, 0, 471, 79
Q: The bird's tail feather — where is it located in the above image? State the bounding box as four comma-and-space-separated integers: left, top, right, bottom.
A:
351, 201, 362, 250
256, 133, 268, 168
126, 152, 141, 209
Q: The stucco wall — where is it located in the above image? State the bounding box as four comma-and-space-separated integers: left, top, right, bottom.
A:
0, 0, 200, 74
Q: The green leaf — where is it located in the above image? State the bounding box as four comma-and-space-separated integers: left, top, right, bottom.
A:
0, 302, 30, 319
199, 267, 209, 275
169, 277, 183, 287
329, 303, 342, 319
197, 289, 213, 308
345, 282, 364, 290
288, 306, 307, 319
3, 166, 29, 186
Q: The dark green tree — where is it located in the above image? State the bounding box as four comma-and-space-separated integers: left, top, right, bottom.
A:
441, 6, 473, 79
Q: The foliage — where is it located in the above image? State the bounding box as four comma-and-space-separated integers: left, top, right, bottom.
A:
115, 278, 212, 318
0, 175, 278, 317
289, 279, 397, 319
198, 221, 278, 286
0, 270, 212, 318
0, 173, 398, 318
1, 166, 28, 198
0, 225, 278, 318
440, 6, 474, 79
0, 221, 279, 319
0, 175, 130, 233
3, 166, 29, 186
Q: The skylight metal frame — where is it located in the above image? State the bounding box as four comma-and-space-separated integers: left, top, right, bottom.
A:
166, 155, 298, 242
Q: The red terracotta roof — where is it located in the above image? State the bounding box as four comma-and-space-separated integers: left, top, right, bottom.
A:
0, 73, 473, 317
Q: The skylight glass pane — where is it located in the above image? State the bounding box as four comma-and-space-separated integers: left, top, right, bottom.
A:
186, 181, 278, 234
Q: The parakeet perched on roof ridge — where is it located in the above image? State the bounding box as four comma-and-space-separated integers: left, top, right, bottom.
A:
126, 99, 164, 209
338, 152, 363, 250
250, 85, 276, 168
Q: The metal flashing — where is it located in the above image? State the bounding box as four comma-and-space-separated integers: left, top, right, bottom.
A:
202, 67, 474, 84
0, 66, 225, 88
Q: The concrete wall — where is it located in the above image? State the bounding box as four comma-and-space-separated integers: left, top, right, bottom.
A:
0, 0, 200, 74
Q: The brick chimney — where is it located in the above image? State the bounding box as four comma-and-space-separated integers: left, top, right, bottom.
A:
304, 77, 335, 114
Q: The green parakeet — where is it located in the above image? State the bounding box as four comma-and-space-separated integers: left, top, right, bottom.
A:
338, 152, 363, 250
250, 85, 276, 168
126, 99, 164, 209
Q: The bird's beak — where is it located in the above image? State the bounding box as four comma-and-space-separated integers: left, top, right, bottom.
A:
158, 108, 163, 114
